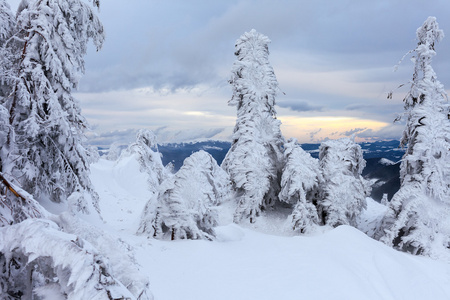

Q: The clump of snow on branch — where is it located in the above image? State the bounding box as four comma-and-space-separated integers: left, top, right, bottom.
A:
0, 173, 46, 227
54, 212, 153, 299
0, 219, 135, 299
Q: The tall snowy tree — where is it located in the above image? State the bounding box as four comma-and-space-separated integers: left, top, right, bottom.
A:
0, 0, 105, 211
279, 138, 322, 233
317, 138, 369, 227
221, 29, 284, 223
138, 150, 231, 240
376, 17, 450, 256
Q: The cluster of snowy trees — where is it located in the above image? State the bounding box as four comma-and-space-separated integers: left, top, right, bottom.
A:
138, 29, 370, 239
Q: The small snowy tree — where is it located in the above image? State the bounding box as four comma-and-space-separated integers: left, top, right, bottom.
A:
221, 29, 284, 223
138, 150, 231, 240
377, 17, 450, 256
121, 129, 169, 190
279, 138, 322, 233
0, 0, 104, 212
317, 138, 369, 227
106, 141, 122, 161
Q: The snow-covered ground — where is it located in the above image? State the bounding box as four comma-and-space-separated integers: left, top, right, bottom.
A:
90, 157, 450, 300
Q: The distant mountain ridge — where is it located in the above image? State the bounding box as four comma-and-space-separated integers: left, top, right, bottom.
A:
158, 139, 404, 169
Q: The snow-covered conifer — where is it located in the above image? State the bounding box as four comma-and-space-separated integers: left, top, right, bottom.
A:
279, 138, 322, 233
138, 150, 231, 240
222, 29, 284, 223
377, 17, 450, 256
317, 138, 369, 227
0, 0, 104, 211
106, 141, 122, 161
121, 129, 168, 190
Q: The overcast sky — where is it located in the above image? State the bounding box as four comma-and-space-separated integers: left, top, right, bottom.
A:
12, 0, 450, 146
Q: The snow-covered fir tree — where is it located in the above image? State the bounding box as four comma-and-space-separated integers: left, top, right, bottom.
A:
317, 138, 369, 227
221, 29, 284, 224
376, 17, 450, 256
106, 141, 122, 161
279, 138, 322, 233
138, 150, 231, 240
0, 0, 105, 212
121, 129, 169, 190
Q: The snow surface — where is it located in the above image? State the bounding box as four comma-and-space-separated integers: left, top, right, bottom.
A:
90, 157, 450, 300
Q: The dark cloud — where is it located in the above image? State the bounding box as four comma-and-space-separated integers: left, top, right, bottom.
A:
86, 129, 138, 148
343, 128, 367, 137
357, 124, 404, 141
278, 100, 324, 112
309, 128, 322, 141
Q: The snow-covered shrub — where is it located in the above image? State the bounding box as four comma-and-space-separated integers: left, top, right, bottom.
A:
317, 138, 369, 227
376, 17, 450, 257
121, 129, 169, 191
222, 29, 284, 223
106, 142, 123, 161
279, 138, 322, 233
138, 150, 231, 240
0, 219, 135, 299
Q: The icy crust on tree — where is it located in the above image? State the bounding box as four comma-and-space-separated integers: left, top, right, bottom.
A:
317, 138, 369, 227
0, 0, 104, 211
138, 150, 231, 240
0, 219, 136, 300
279, 139, 322, 233
377, 17, 450, 256
222, 29, 284, 223
120, 129, 169, 192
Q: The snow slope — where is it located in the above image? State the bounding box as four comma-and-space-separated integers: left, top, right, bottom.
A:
90, 157, 450, 300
